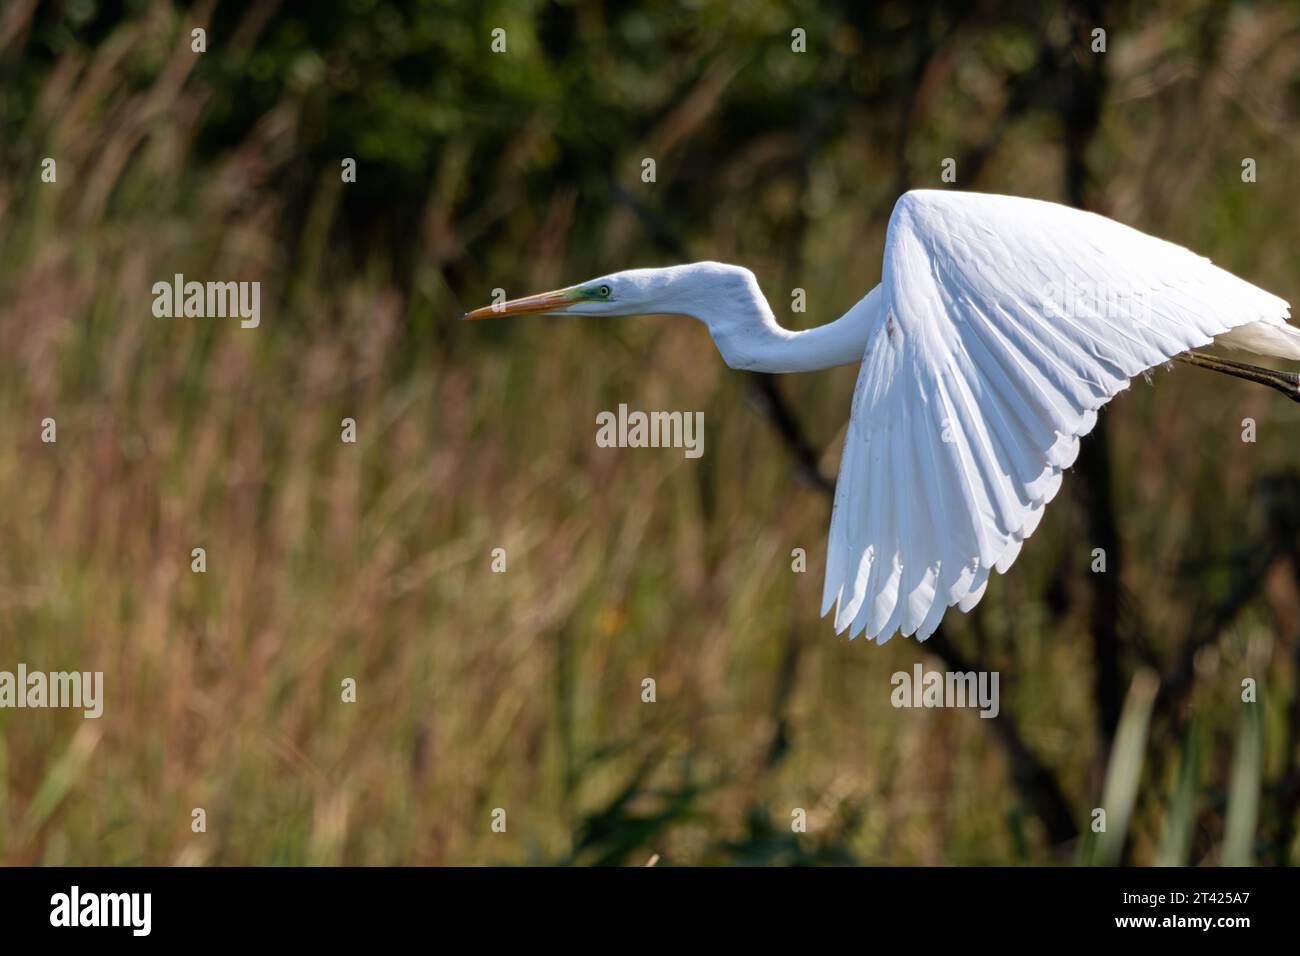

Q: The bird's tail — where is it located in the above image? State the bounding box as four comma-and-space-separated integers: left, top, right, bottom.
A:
1216, 318, 1300, 361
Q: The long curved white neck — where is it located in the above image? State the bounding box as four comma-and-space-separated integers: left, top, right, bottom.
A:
702, 283, 884, 374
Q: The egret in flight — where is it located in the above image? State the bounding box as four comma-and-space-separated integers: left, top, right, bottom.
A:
466, 190, 1299, 643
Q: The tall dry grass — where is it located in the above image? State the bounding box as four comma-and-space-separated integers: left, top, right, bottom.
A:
1, 3, 1299, 865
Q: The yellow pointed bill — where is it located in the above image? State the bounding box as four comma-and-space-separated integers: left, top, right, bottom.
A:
463, 289, 575, 321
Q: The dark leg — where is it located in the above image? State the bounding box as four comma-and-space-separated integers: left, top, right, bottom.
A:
1175, 351, 1300, 404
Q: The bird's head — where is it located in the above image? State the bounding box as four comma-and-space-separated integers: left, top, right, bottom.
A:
463, 262, 762, 325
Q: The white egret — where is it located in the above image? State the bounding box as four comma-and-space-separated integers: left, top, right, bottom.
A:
466, 190, 1299, 643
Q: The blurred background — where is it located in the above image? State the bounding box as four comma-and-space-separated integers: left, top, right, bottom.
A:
1, 0, 1299, 866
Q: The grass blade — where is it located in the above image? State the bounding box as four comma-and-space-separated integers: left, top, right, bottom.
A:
1222, 699, 1262, 866
1086, 669, 1158, 866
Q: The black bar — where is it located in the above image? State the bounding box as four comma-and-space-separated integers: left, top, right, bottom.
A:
0, 866, 1281, 942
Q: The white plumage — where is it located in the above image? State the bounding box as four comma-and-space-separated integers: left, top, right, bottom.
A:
821, 190, 1293, 641
467, 189, 1298, 645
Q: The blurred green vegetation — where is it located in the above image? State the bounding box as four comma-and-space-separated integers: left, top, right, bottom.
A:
1, 0, 1299, 865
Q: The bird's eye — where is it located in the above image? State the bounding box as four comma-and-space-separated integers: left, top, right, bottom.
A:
598, 285, 611, 297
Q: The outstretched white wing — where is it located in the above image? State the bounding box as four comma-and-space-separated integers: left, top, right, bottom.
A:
822, 190, 1292, 643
